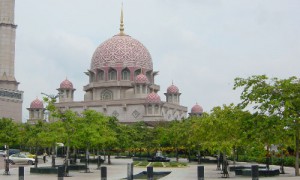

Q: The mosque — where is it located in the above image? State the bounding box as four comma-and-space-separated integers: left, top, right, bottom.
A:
0, 0, 203, 123
27, 7, 204, 124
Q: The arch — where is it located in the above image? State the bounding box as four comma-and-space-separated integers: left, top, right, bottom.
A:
134, 69, 141, 78
155, 105, 159, 114
108, 68, 117, 80
121, 68, 130, 80
101, 89, 113, 100
97, 69, 104, 81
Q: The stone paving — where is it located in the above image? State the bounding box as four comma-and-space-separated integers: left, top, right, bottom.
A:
1, 156, 299, 180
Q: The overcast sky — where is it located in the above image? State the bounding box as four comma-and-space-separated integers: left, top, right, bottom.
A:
14, 0, 300, 122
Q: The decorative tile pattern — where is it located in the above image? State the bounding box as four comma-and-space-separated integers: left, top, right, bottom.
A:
146, 92, 161, 104
91, 34, 153, 71
135, 74, 149, 84
60, 78, 73, 89
167, 84, 179, 94
132, 110, 140, 118
30, 98, 44, 109
112, 110, 119, 117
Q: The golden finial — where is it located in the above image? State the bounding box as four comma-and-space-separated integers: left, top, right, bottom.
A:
119, 3, 125, 35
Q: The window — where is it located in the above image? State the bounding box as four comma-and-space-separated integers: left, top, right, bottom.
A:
122, 68, 130, 80
134, 69, 141, 78
148, 106, 152, 114
108, 69, 117, 80
155, 105, 159, 114
97, 70, 104, 81
142, 85, 146, 93
101, 89, 113, 100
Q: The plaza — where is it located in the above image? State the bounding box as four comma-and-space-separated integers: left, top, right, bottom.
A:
1, 156, 299, 180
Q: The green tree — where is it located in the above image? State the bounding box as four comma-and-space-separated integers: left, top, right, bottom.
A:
0, 118, 19, 174
75, 110, 106, 171
234, 75, 300, 175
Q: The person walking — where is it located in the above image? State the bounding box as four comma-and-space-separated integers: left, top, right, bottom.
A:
43, 152, 47, 163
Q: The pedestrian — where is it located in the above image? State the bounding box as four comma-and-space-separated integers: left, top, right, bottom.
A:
43, 152, 47, 163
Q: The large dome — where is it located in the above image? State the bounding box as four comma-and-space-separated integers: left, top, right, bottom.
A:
91, 34, 153, 71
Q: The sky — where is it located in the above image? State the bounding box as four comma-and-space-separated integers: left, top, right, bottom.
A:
14, 0, 300, 122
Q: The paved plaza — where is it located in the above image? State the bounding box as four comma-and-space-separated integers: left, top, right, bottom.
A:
1, 156, 299, 180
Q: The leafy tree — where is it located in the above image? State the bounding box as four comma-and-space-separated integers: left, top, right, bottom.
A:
0, 118, 19, 174
234, 75, 300, 175
101, 116, 118, 164
55, 110, 79, 176
166, 120, 186, 162
75, 109, 106, 171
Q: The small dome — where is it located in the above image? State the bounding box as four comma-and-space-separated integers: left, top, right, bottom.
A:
90, 34, 153, 71
135, 74, 149, 84
191, 103, 203, 114
30, 98, 44, 109
167, 84, 179, 94
146, 92, 161, 104
60, 79, 73, 89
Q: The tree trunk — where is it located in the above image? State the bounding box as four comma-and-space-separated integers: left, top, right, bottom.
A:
65, 140, 70, 177
108, 151, 111, 165
295, 119, 300, 176
233, 146, 236, 165
51, 144, 56, 167
197, 149, 201, 164
34, 146, 38, 168
217, 151, 221, 170
188, 147, 191, 162
222, 151, 229, 178
176, 147, 179, 162
280, 148, 285, 174
85, 146, 90, 173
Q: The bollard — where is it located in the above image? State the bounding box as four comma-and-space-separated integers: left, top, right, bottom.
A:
19, 166, 24, 180
251, 165, 259, 180
101, 166, 107, 180
127, 163, 133, 180
147, 166, 153, 180
197, 166, 204, 180
58, 166, 64, 180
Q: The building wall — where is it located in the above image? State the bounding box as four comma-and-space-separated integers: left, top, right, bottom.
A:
0, 0, 17, 82
0, 97, 22, 122
0, 0, 23, 121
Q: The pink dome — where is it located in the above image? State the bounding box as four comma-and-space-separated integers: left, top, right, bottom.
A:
146, 92, 161, 104
135, 74, 149, 84
191, 104, 203, 114
90, 34, 153, 71
167, 84, 179, 94
30, 98, 44, 109
60, 79, 73, 89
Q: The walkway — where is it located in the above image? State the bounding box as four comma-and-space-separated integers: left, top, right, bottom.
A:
1, 156, 299, 180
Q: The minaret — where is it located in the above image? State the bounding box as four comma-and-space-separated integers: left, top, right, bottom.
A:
0, 0, 23, 122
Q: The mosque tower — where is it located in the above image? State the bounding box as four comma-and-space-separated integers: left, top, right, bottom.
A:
0, 0, 23, 122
